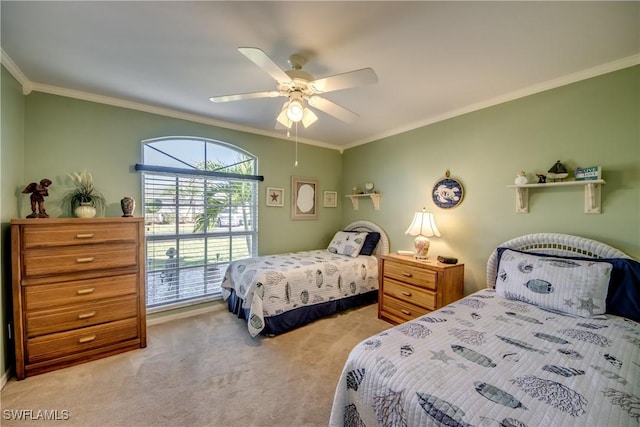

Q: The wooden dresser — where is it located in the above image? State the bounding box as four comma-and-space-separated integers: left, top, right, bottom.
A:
379, 254, 464, 324
11, 217, 146, 379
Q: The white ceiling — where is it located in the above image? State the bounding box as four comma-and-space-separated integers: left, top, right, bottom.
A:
2, 1, 639, 150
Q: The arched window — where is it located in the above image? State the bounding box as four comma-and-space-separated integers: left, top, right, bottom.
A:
138, 137, 260, 311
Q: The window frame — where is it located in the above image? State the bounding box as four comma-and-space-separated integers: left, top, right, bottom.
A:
139, 136, 260, 313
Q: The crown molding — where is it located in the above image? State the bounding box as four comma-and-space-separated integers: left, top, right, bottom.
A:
28, 82, 343, 152
1, 48, 33, 95
1, 50, 342, 152
344, 54, 640, 150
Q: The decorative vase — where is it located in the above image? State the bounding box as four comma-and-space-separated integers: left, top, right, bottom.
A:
120, 196, 135, 217
74, 202, 96, 218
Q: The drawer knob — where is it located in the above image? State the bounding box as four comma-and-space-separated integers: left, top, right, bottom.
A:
77, 311, 96, 320
401, 309, 411, 316
76, 257, 95, 263
76, 288, 95, 295
402, 272, 413, 277
78, 335, 96, 344
401, 291, 412, 297
76, 233, 95, 239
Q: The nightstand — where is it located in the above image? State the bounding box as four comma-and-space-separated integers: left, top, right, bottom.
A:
378, 254, 464, 324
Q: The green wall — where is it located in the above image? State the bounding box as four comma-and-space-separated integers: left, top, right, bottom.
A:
342, 66, 640, 293
1, 67, 25, 379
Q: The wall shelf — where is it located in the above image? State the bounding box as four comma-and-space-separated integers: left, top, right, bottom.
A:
346, 193, 381, 211
507, 180, 605, 214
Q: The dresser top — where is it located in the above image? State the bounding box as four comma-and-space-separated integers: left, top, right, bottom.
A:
11, 217, 143, 225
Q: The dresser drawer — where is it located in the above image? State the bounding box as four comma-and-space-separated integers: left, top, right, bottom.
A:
26, 295, 138, 338
384, 262, 437, 290
27, 318, 139, 364
23, 223, 137, 249
24, 274, 137, 311
381, 296, 430, 323
383, 278, 436, 310
23, 243, 136, 277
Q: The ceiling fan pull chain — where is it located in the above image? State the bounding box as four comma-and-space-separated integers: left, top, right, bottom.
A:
294, 122, 299, 167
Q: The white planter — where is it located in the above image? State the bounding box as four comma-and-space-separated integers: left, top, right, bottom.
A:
74, 203, 96, 218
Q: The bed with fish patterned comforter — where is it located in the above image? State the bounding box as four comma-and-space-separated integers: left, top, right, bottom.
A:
222, 250, 379, 337
329, 288, 640, 427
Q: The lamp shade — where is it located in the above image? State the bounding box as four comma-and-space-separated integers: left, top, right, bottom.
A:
405, 211, 441, 237
276, 101, 318, 129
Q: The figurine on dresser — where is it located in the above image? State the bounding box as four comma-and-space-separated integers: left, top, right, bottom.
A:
22, 178, 52, 218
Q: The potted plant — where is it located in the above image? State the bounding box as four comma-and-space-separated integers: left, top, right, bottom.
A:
62, 170, 106, 218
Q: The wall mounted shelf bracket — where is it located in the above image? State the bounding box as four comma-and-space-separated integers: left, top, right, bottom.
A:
507, 180, 605, 214
346, 193, 381, 211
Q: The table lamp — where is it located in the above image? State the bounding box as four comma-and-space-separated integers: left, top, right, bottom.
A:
405, 209, 441, 259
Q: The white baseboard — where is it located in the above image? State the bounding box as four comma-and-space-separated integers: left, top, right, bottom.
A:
147, 302, 226, 326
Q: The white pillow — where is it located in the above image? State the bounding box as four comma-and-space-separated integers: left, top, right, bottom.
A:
495, 249, 612, 318
327, 231, 367, 257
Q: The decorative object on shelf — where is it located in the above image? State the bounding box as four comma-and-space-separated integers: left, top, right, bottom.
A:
120, 196, 136, 217
432, 170, 464, 209
575, 166, 602, 181
352, 186, 360, 195
266, 187, 284, 207
323, 191, 338, 208
291, 176, 318, 220
514, 171, 528, 186
546, 160, 569, 182
365, 182, 375, 193
405, 208, 441, 259
62, 170, 106, 218
22, 178, 52, 218
536, 174, 547, 183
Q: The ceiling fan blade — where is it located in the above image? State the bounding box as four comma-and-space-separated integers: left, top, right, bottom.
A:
308, 68, 378, 94
308, 96, 359, 123
209, 90, 280, 103
238, 47, 293, 83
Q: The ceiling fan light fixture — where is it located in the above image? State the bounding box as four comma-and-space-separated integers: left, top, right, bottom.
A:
287, 92, 304, 123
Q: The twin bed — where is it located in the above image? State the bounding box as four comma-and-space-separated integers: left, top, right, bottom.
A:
329, 233, 640, 427
222, 221, 389, 336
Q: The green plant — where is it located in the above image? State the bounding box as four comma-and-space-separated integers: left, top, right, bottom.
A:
62, 170, 106, 216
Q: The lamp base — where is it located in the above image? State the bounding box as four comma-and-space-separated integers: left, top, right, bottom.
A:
414, 235, 430, 259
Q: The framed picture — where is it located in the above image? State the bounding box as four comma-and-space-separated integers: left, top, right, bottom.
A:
432, 170, 464, 209
266, 187, 284, 207
323, 191, 337, 208
291, 176, 318, 220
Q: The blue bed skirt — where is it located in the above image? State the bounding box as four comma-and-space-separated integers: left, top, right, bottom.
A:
226, 289, 378, 336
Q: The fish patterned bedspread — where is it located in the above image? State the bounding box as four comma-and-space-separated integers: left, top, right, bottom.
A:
221, 250, 379, 337
329, 289, 640, 427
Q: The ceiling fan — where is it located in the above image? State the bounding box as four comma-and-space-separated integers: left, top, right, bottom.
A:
210, 47, 378, 129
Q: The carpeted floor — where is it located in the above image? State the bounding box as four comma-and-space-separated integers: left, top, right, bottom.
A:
1, 302, 391, 427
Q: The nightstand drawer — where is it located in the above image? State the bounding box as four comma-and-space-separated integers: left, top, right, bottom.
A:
383, 278, 436, 309
26, 318, 139, 364
381, 296, 430, 323
26, 295, 138, 338
23, 223, 138, 249
384, 262, 436, 290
